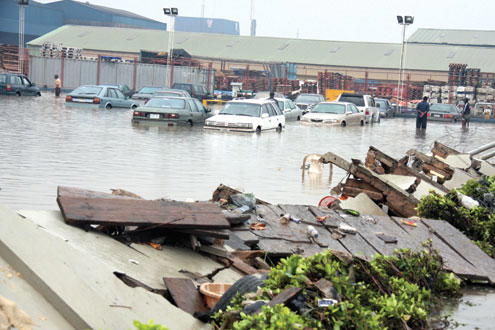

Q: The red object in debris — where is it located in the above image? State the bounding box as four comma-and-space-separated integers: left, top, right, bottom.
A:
318, 196, 338, 208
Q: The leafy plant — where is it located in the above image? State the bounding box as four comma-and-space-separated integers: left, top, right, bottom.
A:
133, 320, 169, 330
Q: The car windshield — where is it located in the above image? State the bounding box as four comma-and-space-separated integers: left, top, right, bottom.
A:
430, 104, 457, 113
138, 87, 161, 94
295, 95, 321, 103
220, 103, 261, 117
339, 95, 364, 107
145, 98, 186, 108
277, 101, 285, 109
313, 103, 346, 114
72, 86, 102, 95
173, 84, 192, 92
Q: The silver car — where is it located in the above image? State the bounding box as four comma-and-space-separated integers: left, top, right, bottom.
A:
301, 102, 365, 126
276, 98, 303, 121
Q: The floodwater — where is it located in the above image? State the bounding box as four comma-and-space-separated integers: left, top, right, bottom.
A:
1, 94, 495, 327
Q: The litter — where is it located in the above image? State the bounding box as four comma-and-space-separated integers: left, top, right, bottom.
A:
376, 232, 398, 244
306, 225, 319, 238
318, 298, 339, 307
338, 223, 357, 234
250, 223, 266, 230
401, 219, 417, 227
342, 209, 360, 217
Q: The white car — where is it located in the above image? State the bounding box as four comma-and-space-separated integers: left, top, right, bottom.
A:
275, 98, 303, 121
337, 93, 380, 123
301, 102, 365, 126
204, 99, 285, 133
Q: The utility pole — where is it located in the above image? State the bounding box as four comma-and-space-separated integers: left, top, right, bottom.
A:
18, 0, 29, 74
250, 0, 256, 37
396, 15, 414, 112
164, 8, 179, 88
201, 0, 205, 18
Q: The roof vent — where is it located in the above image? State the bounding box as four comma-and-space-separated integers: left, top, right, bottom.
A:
78, 32, 89, 38
329, 46, 341, 53
175, 37, 189, 45
446, 51, 456, 59
278, 43, 289, 51
126, 35, 137, 41
384, 49, 394, 56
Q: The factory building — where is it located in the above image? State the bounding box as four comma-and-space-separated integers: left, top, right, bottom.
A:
175, 17, 239, 35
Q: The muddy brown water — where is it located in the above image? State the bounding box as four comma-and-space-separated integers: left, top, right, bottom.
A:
1, 94, 494, 326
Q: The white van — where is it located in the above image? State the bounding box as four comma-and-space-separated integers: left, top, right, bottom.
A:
337, 93, 380, 123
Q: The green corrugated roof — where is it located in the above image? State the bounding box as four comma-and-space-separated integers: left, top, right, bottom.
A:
28, 25, 495, 72
408, 28, 495, 47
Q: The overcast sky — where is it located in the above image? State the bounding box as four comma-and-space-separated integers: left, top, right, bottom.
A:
37, 0, 495, 43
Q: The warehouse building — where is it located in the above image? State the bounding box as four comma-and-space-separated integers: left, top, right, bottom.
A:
27, 25, 495, 85
175, 17, 239, 35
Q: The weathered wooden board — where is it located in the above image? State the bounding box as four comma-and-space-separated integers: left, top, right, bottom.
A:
58, 197, 230, 229
422, 219, 495, 283
163, 277, 208, 315
58, 186, 140, 200
267, 287, 301, 307
391, 217, 482, 280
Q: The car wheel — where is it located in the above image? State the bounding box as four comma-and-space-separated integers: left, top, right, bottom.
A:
297, 116, 301, 121
188, 120, 193, 126
209, 274, 267, 315
16, 92, 21, 97
377, 115, 381, 123
256, 126, 262, 134
360, 120, 364, 126
37, 92, 41, 96
105, 103, 112, 110
131, 104, 137, 110
276, 124, 282, 132
341, 121, 346, 127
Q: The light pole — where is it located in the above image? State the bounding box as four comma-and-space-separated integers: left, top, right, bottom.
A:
164, 7, 178, 88
396, 15, 413, 112
18, 0, 29, 74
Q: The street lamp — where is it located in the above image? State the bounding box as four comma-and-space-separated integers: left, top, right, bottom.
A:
396, 15, 413, 111
18, 0, 29, 74
164, 7, 179, 87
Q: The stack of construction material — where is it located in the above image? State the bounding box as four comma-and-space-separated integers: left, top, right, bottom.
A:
448, 63, 468, 86
465, 68, 481, 87
0, 44, 19, 72
60, 46, 82, 59
317, 71, 354, 91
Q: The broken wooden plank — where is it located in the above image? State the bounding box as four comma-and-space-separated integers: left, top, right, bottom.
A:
321, 152, 419, 217
174, 228, 230, 239
422, 219, 495, 284
267, 287, 302, 307
163, 277, 208, 315
58, 186, 141, 200
57, 197, 230, 229
225, 233, 251, 251
432, 141, 460, 159
230, 230, 259, 247
407, 149, 454, 180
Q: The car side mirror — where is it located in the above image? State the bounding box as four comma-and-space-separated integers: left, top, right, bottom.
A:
346, 111, 352, 115
205, 107, 211, 113
376, 103, 381, 108
261, 113, 269, 118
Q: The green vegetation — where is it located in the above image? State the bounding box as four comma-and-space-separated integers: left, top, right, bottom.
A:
212, 242, 460, 329
133, 320, 169, 330
417, 176, 495, 257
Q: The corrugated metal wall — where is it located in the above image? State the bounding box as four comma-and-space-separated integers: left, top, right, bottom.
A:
29, 56, 214, 91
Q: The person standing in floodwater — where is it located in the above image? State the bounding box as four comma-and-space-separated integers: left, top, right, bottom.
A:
54, 74, 61, 97
461, 98, 471, 128
416, 96, 430, 129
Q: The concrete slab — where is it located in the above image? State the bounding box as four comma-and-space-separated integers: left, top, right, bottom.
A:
479, 160, 495, 176
444, 154, 472, 170
444, 169, 476, 190
339, 193, 387, 217
0, 205, 241, 330
0, 257, 74, 330
413, 180, 446, 200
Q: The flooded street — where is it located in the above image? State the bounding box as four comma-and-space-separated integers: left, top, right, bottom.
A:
1, 94, 495, 327
1, 94, 494, 210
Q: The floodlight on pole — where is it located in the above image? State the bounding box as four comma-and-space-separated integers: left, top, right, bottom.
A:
396, 15, 414, 112
163, 7, 179, 88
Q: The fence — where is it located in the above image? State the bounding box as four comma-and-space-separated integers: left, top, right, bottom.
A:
28, 56, 215, 91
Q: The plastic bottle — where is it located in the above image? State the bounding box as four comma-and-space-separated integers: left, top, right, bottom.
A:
306, 225, 319, 238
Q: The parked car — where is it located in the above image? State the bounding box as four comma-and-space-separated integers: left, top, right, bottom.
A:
427, 103, 461, 122
153, 88, 191, 98
0, 73, 41, 96
294, 93, 325, 113
131, 86, 163, 104
275, 98, 303, 121
374, 98, 394, 118
103, 84, 134, 98
172, 83, 210, 100
301, 102, 364, 126
337, 93, 379, 123
65, 85, 137, 109
204, 99, 285, 133
132, 97, 210, 126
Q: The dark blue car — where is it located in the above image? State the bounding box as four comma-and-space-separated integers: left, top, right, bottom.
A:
0, 73, 41, 96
